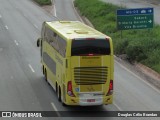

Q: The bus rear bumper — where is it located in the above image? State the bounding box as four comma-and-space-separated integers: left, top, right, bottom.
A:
65, 95, 112, 106
79, 97, 103, 106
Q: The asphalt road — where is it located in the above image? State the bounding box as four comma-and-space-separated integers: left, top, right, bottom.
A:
0, 0, 159, 120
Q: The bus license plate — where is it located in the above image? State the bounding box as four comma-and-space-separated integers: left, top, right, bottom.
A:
87, 99, 95, 102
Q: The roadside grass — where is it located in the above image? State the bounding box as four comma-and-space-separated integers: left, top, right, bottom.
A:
33, 0, 52, 5
74, 0, 160, 73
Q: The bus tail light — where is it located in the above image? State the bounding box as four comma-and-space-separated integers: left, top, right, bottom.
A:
106, 37, 109, 40
67, 81, 75, 97
86, 38, 95, 40
88, 53, 94, 56
107, 80, 113, 96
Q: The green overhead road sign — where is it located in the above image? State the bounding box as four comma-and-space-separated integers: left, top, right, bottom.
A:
117, 8, 154, 30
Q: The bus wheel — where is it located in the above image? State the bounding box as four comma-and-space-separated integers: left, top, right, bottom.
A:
62, 101, 66, 106
42, 66, 44, 75
56, 83, 58, 97
44, 69, 47, 82
58, 87, 61, 102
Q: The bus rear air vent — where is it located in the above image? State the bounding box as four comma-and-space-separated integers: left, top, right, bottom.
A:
74, 30, 88, 34
59, 21, 71, 23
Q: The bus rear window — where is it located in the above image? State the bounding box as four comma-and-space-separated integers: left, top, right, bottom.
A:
71, 39, 110, 56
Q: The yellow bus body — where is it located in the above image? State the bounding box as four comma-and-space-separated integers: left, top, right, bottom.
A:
38, 21, 114, 106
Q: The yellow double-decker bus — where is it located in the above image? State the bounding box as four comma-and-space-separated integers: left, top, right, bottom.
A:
37, 21, 114, 106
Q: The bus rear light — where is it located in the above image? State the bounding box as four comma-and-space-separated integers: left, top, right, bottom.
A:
86, 38, 95, 40
67, 81, 75, 97
106, 37, 110, 40
88, 53, 94, 56
107, 80, 113, 96
109, 80, 113, 90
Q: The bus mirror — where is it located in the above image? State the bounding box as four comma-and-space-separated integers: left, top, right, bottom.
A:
37, 38, 41, 47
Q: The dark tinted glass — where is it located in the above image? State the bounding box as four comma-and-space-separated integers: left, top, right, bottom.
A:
71, 39, 110, 56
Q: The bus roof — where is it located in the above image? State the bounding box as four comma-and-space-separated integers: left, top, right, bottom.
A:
46, 21, 110, 40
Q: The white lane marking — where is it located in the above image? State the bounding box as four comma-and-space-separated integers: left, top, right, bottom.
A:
53, 4, 57, 17
5, 25, 8, 30
28, 64, 35, 73
113, 102, 122, 111
115, 60, 160, 94
51, 102, 61, 117
14, 40, 19, 46
34, 24, 38, 29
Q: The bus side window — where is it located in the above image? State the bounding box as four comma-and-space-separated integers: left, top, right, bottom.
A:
44, 27, 49, 42
45, 27, 53, 43
57, 36, 67, 57
49, 30, 59, 52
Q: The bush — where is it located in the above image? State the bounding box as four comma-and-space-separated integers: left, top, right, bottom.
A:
114, 38, 128, 55
126, 41, 147, 62
142, 49, 160, 71
74, 0, 119, 33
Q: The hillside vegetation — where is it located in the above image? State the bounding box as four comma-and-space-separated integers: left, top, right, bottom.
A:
74, 0, 160, 73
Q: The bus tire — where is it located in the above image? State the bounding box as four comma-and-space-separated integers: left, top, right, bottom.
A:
42, 66, 44, 75
44, 69, 47, 82
62, 102, 66, 106
58, 87, 61, 102
56, 83, 58, 97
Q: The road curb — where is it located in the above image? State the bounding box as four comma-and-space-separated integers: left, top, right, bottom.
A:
72, 0, 94, 27
135, 63, 160, 81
